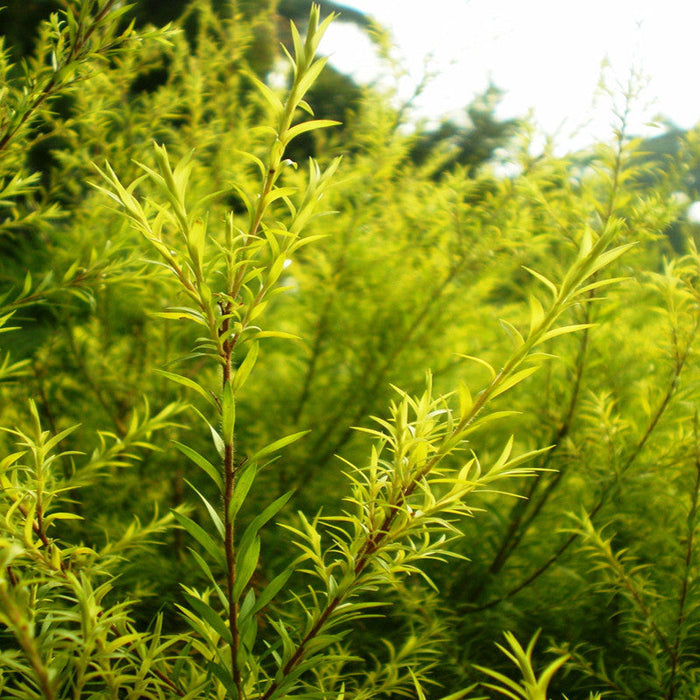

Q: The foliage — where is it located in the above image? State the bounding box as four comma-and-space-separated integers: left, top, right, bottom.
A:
1, 1, 700, 699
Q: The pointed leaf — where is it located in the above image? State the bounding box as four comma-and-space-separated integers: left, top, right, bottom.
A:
249, 74, 284, 113
284, 119, 340, 144
228, 462, 258, 522
250, 567, 294, 616
536, 323, 593, 345
237, 492, 293, 571
491, 365, 540, 399
255, 330, 301, 341
522, 265, 558, 298
155, 369, 218, 408
528, 295, 545, 336
182, 593, 231, 644
186, 480, 225, 540
189, 549, 229, 610
222, 380, 235, 445
172, 511, 225, 567
210, 425, 226, 459
233, 341, 259, 392
233, 536, 261, 602
499, 318, 525, 348
172, 441, 223, 492
456, 353, 497, 381
458, 381, 473, 422
43, 423, 81, 453
249, 430, 310, 463
584, 242, 636, 278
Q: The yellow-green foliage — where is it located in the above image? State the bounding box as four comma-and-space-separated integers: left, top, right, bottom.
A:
1, 2, 699, 699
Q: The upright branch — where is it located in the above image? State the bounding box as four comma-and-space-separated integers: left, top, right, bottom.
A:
90, 6, 659, 700
258, 216, 633, 700
96, 6, 341, 698
0, 0, 135, 157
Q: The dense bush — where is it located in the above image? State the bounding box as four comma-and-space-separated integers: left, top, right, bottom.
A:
1, 2, 700, 698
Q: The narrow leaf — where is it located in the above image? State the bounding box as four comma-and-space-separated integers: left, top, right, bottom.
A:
186, 480, 225, 540
528, 295, 545, 336
189, 549, 229, 611
172, 511, 225, 567
255, 330, 301, 340
455, 353, 497, 381
237, 492, 293, 572
222, 380, 235, 445
499, 318, 525, 348
249, 74, 284, 113
210, 425, 226, 459
228, 462, 258, 522
250, 430, 310, 463
284, 119, 340, 144
233, 536, 261, 602
233, 342, 259, 392
155, 369, 218, 408
43, 423, 81, 453
182, 593, 232, 644
250, 567, 294, 616
458, 381, 473, 422
172, 441, 223, 492
491, 365, 540, 399
537, 323, 593, 345
522, 265, 558, 298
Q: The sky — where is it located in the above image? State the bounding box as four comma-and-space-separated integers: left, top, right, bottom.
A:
322, 0, 700, 151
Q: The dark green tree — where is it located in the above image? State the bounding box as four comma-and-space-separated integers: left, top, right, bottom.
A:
410, 84, 521, 177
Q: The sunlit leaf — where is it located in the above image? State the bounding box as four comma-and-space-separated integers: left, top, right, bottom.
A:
249, 430, 310, 463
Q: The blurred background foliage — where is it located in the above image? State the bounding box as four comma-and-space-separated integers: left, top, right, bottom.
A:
3, 1, 700, 697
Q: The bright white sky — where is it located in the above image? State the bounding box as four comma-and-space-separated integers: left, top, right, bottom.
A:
323, 0, 700, 150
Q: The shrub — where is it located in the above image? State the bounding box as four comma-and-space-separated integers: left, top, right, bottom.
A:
1, 2, 698, 699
